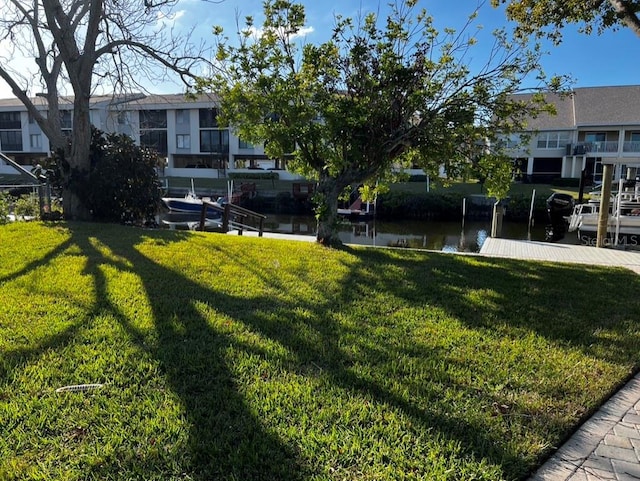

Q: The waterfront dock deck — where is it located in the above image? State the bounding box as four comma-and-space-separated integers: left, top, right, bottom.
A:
480, 237, 640, 274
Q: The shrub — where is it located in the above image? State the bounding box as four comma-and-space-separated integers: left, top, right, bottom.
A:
47, 128, 161, 224
0, 192, 9, 224
377, 191, 465, 220
13, 194, 39, 218
504, 193, 548, 222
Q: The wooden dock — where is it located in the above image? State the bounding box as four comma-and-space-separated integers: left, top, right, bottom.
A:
480, 238, 640, 274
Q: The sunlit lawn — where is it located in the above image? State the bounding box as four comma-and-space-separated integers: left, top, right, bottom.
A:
1, 222, 639, 480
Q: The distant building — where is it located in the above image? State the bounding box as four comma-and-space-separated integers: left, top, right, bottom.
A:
9, 87, 640, 185
0, 93, 303, 181
503, 85, 640, 184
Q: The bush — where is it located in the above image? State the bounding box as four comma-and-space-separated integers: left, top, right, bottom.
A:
504, 193, 548, 223
14, 195, 39, 218
48, 128, 161, 224
377, 191, 465, 220
0, 192, 9, 224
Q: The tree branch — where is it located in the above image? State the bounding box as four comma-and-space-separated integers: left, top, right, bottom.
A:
608, 0, 640, 37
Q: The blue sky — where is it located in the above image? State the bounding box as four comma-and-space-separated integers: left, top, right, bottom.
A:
159, 0, 640, 92
0, 0, 639, 98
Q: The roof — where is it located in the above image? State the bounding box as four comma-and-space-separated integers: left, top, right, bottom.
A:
516, 92, 575, 131
0, 92, 219, 110
573, 85, 640, 127
514, 85, 640, 131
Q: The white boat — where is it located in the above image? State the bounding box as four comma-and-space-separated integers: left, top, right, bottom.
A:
161, 179, 224, 217
162, 191, 224, 216
568, 183, 640, 242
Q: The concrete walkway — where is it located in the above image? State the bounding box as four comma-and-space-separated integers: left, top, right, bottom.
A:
480, 238, 640, 274
479, 238, 640, 481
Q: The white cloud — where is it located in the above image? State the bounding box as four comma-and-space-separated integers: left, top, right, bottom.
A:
245, 25, 315, 41
156, 9, 187, 28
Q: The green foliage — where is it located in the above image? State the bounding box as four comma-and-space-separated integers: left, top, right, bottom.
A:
13, 195, 40, 218
1, 222, 640, 480
201, 0, 561, 243
504, 193, 548, 222
492, 0, 640, 44
377, 191, 466, 220
0, 192, 9, 224
47, 128, 161, 224
475, 154, 514, 200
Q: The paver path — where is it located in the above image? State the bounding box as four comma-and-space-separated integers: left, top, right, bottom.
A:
528, 373, 640, 481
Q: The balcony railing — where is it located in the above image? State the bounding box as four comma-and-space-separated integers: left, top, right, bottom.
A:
623, 141, 640, 153
569, 141, 619, 155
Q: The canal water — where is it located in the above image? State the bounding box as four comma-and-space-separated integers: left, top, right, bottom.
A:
161, 212, 581, 253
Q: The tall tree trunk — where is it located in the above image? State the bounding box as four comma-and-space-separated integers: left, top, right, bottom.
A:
63, 100, 93, 220
315, 178, 343, 246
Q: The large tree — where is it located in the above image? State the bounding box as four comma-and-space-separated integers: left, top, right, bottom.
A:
491, 0, 640, 42
0, 0, 213, 220
202, 0, 559, 245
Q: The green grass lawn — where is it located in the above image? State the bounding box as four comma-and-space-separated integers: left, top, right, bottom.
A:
1, 222, 639, 480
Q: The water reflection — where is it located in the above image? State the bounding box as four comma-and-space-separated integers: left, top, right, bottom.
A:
159, 211, 567, 253
334, 219, 505, 252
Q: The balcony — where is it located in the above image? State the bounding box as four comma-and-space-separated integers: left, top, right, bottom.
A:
622, 141, 640, 153
568, 141, 619, 155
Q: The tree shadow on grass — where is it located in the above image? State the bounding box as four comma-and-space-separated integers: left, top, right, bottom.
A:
9, 222, 638, 480
339, 245, 640, 365
64, 225, 307, 481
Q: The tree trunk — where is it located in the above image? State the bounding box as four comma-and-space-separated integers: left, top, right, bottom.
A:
62, 189, 90, 220
315, 179, 343, 246
62, 98, 93, 220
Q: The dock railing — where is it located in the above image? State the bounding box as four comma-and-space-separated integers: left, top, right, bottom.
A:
199, 200, 267, 236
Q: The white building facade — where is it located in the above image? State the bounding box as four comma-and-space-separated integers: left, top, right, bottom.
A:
0, 93, 303, 181
505, 86, 640, 184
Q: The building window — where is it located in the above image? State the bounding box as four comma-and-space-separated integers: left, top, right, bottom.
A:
177, 134, 190, 149
239, 138, 254, 149
140, 130, 168, 155
140, 110, 167, 129
498, 133, 523, 149
199, 108, 219, 128
200, 129, 229, 153
0, 131, 23, 151
176, 109, 188, 124
536, 131, 570, 149
585, 132, 606, 143
0, 112, 21, 130
30, 134, 42, 149
59, 110, 72, 129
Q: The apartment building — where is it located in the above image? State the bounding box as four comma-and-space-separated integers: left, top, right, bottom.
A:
0, 93, 302, 181
505, 85, 640, 184
4, 86, 640, 185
